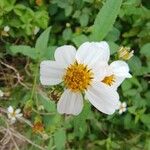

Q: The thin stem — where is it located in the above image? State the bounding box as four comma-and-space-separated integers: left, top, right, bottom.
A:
30, 64, 39, 100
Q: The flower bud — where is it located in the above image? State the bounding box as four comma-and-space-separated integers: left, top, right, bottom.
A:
118, 46, 134, 60
32, 116, 44, 133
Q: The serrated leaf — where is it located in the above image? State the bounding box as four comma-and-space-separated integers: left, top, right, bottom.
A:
91, 0, 122, 41
9, 45, 37, 59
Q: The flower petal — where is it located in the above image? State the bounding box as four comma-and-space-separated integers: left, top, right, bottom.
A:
16, 113, 23, 118
76, 41, 110, 68
119, 109, 123, 114
57, 90, 83, 115
111, 76, 125, 90
86, 82, 119, 114
10, 117, 16, 124
122, 107, 126, 112
122, 102, 127, 108
7, 106, 14, 113
15, 109, 21, 114
40, 60, 64, 85
110, 60, 132, 78
93, 62, 108, 81
55, 45, 76, 68
8, 114, 12, 119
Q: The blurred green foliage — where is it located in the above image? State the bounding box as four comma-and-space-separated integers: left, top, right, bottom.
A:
0, 0, 150, 150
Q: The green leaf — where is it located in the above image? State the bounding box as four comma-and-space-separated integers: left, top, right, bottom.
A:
128, 56, 142, 76
90, 0, 122, 41
65, 5, 73, 16
72, 34, 89, 47
79, 13, 89, 27
35, 27, 51, 57
73, 102, 92, 139
62, 28, 72, 41
140, 43, 150, 58
38, 91, 56, 112
9, 45, 37, 59
107, 41, 119, 54
42, 46, 57, 60
140, 114, 150, 128
105, 27, 120, 42
54, 128, 66, 150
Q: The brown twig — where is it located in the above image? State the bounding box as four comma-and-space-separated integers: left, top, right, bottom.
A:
0, 60, 29, 89
0, 108, 47, 150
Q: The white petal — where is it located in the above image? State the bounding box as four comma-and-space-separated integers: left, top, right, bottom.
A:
76, 41, 110, 68
111, 76, 125, 90
40, 60, 64, 85
119, 109, 123, 114
122, 102, 127, 108
122, 107, 126, 112
7, 106, 14, 113
4, 26, 10, 32
0, 90, 4, 97
102, 65, 126, 89
57, 90, 83, 115
15, 109, 21, 114
110, 61, 132, 78
8, 114, 12, 119
86, 82, 119, 115
117, 101, 121, 109
93, 62, 108, 81
55, 45, 76, 68
10, 117, 16, 124
16, 113, 23, 118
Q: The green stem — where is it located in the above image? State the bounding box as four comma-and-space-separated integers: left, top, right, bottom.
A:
30, 64, 39, 100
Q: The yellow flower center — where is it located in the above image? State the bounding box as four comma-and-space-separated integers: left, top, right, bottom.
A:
102, 75, 115, 86
10, 111, 16, 117
63, 62, 93, 92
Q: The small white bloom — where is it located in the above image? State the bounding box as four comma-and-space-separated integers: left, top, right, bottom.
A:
102, 60, 132, 89
4, 26, 10, 32
40, 41, 119, 115
7, 106, 23, 124
118, 101, 127, 114
0, 90, 4, 97
42, 133, 49, 140
33, 26, 40, 35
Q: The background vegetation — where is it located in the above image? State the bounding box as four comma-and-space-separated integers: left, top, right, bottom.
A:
0, 0, 150, 149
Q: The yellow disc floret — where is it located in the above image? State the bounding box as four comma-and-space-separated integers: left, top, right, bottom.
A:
10, 111, 16, 117
63, 62, 93, 92
102, 75, 116, 86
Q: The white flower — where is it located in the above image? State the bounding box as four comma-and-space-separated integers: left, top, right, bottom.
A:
33, 26, 40, 35
4, 26, 10, 32
40, 41, 119, 115
7, 106, 23, 124
0, 90, 4, 97
101, 60, 132, 89
118, 102, 127, 114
